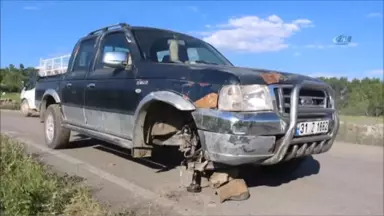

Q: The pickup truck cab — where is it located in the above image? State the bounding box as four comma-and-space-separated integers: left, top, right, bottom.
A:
35, 23, 339, 191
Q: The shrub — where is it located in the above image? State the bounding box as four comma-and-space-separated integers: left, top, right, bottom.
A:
0, 134, 107, 216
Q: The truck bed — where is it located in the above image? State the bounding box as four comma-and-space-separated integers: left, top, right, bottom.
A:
35, 74, 64, 109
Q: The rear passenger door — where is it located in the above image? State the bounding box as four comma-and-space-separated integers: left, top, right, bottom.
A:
84, 31, 138, 138
61, 37, 97, 126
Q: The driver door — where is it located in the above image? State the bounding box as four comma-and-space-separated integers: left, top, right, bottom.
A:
84, 31, 138, 138
61, 37, 97, 126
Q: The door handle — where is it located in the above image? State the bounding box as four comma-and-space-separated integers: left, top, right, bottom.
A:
87, 83, 95, 88
66, 83, 72, 88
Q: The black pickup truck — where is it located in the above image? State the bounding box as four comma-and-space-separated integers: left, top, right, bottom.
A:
35, 23, 339, 191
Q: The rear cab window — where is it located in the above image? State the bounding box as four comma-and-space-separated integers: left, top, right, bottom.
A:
71, 37, 97, 75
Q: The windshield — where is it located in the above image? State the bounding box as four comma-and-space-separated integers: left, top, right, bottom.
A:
131, 28, 233, 66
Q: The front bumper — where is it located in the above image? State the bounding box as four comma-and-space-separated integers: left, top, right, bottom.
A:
191, 81, 340, 166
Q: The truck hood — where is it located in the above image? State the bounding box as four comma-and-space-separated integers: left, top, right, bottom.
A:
188, 64, 324, 85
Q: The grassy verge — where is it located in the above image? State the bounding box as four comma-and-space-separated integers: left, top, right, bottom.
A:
0, 102, 20, 110
0, 92, 20, 110
1, 92, 21, 103
0, 134, 139, 216
340, 115, 383, 125
337, 115, 383, 146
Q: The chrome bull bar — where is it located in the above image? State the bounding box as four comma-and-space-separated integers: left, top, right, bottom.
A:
261, 80, 340, 165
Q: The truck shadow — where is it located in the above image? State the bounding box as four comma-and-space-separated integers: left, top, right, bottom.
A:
67, 136, 321, 187
94, 144, 184, 172
66, 134, 96, 148
67, 135, 183, 172
238, 156, 321, 188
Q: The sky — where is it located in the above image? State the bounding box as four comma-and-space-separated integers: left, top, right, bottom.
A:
1, 0, 383, 80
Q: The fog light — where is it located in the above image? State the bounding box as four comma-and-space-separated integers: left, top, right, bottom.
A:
232, 122, 248, 135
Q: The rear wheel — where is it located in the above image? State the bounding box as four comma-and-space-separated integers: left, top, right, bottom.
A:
20, 99, 31, 117
44, 104, 71, 149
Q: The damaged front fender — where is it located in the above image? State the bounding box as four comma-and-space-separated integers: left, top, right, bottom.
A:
131, 91, 197, 157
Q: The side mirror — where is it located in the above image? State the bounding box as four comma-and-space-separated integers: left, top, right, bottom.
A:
102, 51, 130, 69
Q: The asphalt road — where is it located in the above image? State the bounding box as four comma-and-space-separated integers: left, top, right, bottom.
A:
1, 110, 383, 215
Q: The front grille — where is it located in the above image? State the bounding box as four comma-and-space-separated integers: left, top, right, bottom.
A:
274, 86, 330, 115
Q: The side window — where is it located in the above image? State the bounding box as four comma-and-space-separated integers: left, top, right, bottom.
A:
187, 47, 222, 64
156, 50, 169, 62
187, 48, 199, 62
96, 32, 131, 69
72, 38, 96, 72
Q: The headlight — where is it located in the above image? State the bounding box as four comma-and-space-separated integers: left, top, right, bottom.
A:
218, 84, 273, 111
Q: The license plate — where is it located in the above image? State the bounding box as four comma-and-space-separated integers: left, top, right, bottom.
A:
296, 120, 329, 136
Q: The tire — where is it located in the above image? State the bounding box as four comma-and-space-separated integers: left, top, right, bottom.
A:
44, 104, 71, 149
39, 100, 47, 123
261, 156, 307, 176
20, 99, 32, 117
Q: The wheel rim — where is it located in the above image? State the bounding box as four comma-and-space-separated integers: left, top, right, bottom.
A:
21, 101, 28, 114
45, 113, 55, 142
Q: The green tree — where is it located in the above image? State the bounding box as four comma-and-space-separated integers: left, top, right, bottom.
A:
319, 76, 383, 116
0, 64, 30, 92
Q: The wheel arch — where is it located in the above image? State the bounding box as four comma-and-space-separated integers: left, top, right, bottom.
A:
42, 89, 61, 104
20, 97, 28, 103
131, 91, 196, 157
39, 89, 61, 122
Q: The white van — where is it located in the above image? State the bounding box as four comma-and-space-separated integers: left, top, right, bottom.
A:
20, 69, 38, 116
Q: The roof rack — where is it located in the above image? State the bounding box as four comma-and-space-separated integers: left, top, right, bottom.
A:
87, 23, 130, 36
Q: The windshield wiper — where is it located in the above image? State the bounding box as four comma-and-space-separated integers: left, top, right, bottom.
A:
194, 60, 218, 65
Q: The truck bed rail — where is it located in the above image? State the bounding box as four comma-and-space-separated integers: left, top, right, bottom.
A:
38, 54, 70, 77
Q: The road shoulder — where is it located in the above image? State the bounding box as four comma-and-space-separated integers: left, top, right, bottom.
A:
2, 131, 201, 216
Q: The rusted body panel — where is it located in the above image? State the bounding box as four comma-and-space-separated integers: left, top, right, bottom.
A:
194, 93, 219, 109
